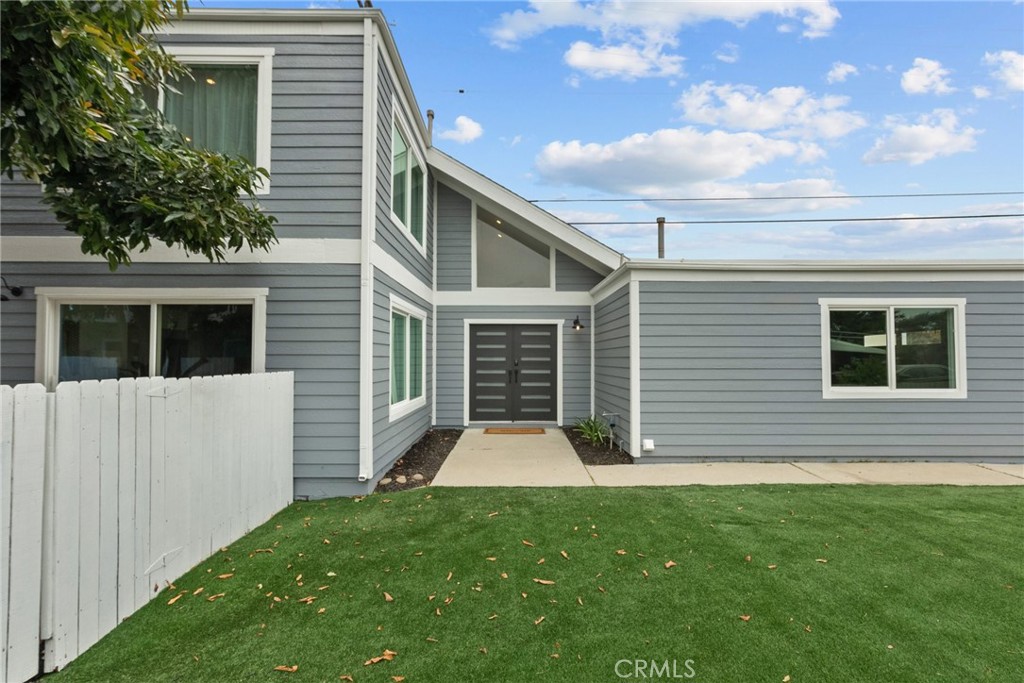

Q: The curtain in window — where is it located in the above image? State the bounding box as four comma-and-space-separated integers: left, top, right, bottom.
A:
409, 317, 423, 399
392, 128, 408, 224
165, 64, 258, 163
391, 312, 407, 403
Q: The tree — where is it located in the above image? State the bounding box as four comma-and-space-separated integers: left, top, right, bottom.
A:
1, 0, 277, 269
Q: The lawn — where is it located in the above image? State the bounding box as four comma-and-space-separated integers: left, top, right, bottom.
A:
50, 486, 1023, 682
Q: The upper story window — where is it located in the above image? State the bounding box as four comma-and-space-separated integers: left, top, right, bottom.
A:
819, 298, 967, 399
153, 46, 274, 193
476, 207, 552, 288
391, 113, 426, 247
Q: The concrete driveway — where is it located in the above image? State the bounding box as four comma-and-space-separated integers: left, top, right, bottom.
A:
431, 429, 1024, 487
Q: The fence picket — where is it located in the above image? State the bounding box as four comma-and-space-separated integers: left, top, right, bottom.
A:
3, 373, 293, 681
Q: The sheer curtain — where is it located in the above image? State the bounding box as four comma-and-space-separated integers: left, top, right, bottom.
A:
165, 64, 258, 163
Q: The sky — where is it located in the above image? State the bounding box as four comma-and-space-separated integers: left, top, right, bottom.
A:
203, 1, 1024, 260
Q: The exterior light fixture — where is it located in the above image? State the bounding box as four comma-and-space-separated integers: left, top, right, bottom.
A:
1, 276, 24, 302
572, 316, 585, 331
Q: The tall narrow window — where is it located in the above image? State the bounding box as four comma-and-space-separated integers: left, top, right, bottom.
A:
389, 298, 426, 420
820, 299, 966, 399
390, 114, 426, 246
391, 311, 408, 404
409, 316, 423, 399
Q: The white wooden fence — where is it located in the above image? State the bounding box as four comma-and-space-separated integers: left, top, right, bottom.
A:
1, 372, 294, 682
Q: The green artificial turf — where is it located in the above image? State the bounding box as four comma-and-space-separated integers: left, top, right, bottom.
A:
50, 486, 1023, 682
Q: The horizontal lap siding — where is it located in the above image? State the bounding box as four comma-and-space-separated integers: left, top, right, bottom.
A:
638, 280, 1024, 461
556, 251, 605, 292
435, 306, 591, 426
436, 183, 472, 291
0, 262, 362, 486
375, 54, 432, 286
372, 272, 432, 474
594, 285, 631, 451
0, 35, 366, 240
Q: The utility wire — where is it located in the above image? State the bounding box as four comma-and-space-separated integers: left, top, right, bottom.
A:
568, 213, 1024, 226
531, 191, 1023, 203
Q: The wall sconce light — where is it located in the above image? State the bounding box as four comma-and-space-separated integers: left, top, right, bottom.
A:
0, 276, 24, 302
572, 316, 585, 331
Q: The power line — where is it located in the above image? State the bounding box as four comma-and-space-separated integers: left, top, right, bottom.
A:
531, 191, 1023, 203
569, 213, 1024, 226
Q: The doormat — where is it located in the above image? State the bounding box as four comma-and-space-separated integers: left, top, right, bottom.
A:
484, 428, 546, 435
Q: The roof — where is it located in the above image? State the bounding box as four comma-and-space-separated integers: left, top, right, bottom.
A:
428, 148, 624, 274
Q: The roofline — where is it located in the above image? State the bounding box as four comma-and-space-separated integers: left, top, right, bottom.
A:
591, 259, 1024, 300
428, 148, 624, 274
163, 8, 429, 143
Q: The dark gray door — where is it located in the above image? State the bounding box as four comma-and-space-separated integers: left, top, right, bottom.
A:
469, 324, 557, 422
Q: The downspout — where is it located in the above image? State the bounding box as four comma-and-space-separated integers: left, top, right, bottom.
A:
357, 17, 378, 482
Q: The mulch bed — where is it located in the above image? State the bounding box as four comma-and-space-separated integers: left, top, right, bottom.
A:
562, 426, 634, 465
375, 428, 463, 493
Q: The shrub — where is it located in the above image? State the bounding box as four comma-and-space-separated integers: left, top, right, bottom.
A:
574, 415, 610, 446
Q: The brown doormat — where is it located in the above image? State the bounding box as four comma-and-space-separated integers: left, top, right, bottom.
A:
484, 428, 546, 435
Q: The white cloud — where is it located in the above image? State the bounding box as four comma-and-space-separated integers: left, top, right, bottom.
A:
535, 127, 822, 196
983, 50, 1024, 91
972, 85, 992, 99
826, 61, 858, 83
564, 40, 683, 79
677, 81, 867, 140
714, 42, 740, 64
438, 115, 483, 144
863, 109, 979, 165
901, 57, 955, 95
488, 1, 839, 81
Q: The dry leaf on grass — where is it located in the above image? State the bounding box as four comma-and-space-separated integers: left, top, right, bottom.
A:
318, 608, 326, 615
664, 561, 677, 569
364, 649, 398, 666
522, 539, 535, 547
560, 550, 569, 560
273, 665, 298, 673
537, 558, 545, 564
207, 593, 225, 602
534, 615, 546, 625
615, 549, 627, 555
783, 676, 792, 682
500, 572, 508, 579
446, 571, 453, 581
327, 571, 337, 577
384, 592, 394, 602
217, 573, 234, 580
744, 555, 752, 563
192, 587, 204, 596
486, 556, 497, 561
392, 677, 405, 682
816, 559, 828, 564
426, 637, 438, 643
642, 570, 649, 578
298, 596, 316, 604
533, 578, 556, 585
576, 596, 583, 606
488, 511, 500, 517
167, 592, 186, 605
488, 613, 498, 620
739, 615, 751, 622
339, 676, 354, 682
768, 564, 778, 570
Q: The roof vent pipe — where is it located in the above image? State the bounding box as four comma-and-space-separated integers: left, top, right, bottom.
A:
426, 109, 434, 147
656, 216, 665, 259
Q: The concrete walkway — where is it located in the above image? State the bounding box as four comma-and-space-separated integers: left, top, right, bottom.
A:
432, 429, 1024, 487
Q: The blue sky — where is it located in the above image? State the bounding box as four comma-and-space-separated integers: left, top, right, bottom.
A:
204, 1, 1024, 260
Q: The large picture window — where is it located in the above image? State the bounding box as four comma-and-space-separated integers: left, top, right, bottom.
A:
819, 299, 967, 399
153, 46, 274, 192
389, 296, 427, 421
391, 116, 426, 246
36, 289, 267, 389
475, 207, 552, 288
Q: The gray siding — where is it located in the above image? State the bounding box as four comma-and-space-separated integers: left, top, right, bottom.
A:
372, 271, 432, 474
1, 34, 366, 239
374, 53, 432, 286
638, 280, 1024, 461
435, 306, 592, 426
436, 183, 472, 291
0, 262, 362, 492
594, 285, 631, 451
556, 251, 605, 292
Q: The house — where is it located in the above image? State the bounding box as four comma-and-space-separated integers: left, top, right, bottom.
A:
1, 8, 1021, 499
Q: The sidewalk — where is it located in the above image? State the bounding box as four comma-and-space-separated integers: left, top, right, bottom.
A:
432, 429, 1024, 487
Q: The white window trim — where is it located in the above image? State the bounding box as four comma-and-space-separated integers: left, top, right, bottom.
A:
160, 46, 274, 194
818, 297, 968, 400
388, 294, 427, 422
389, 100, 428, 256
34, 287, 268, 390
471, 202, 556, 292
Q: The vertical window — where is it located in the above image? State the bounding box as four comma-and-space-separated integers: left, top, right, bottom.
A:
154, 47, 274, 192
389, 298, 426, 420
390, 114, 426, 246
820, 299, 966, 399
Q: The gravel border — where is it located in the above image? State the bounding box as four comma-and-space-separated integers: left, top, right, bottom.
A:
374, 429, 463, 493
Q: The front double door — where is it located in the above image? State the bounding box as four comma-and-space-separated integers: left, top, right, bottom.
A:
469, 324, 557, 422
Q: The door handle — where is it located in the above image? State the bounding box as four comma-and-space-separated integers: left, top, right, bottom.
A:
508, 369, 513, 384
514, 369, 519, 383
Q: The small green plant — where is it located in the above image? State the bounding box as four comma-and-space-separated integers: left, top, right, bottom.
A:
574, 415, 610, 446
